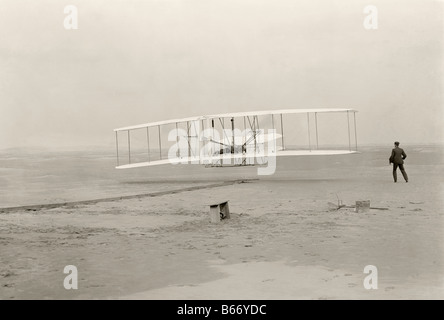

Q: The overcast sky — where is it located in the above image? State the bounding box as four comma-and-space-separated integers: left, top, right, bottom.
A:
0, 0, 442, 149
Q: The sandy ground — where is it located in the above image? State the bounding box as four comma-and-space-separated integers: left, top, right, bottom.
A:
1, 152, 443, 300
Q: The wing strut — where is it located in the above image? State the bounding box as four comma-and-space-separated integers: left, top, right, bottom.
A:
127, 130, 131, 164
243, 116, 247, 146
315, 112, 319, 149
187, 121, 191, 158
354, 112, 358, 151
347, 111, 351, 152
115, 131, 120, 166
254, 116, 259, 153
194, 120, 199, 157
231, 117, 235, 153
280, 114, 285, 150
307, 113, 311, 151
147, 127, 151, 161
158, 125, 162, 160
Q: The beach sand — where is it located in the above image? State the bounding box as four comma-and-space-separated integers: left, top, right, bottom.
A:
0, 146, 443, 299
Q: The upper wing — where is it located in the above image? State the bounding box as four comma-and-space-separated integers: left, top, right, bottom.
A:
114, 108, 357, 132
202, 108, 356, 120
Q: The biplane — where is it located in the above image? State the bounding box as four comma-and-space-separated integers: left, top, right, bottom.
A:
113, 108, 358, 171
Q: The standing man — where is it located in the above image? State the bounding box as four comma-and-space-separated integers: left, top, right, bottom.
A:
389, 141, 408, 183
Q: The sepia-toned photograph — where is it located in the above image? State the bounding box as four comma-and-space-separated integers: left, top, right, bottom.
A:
0, 0, 442, 301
